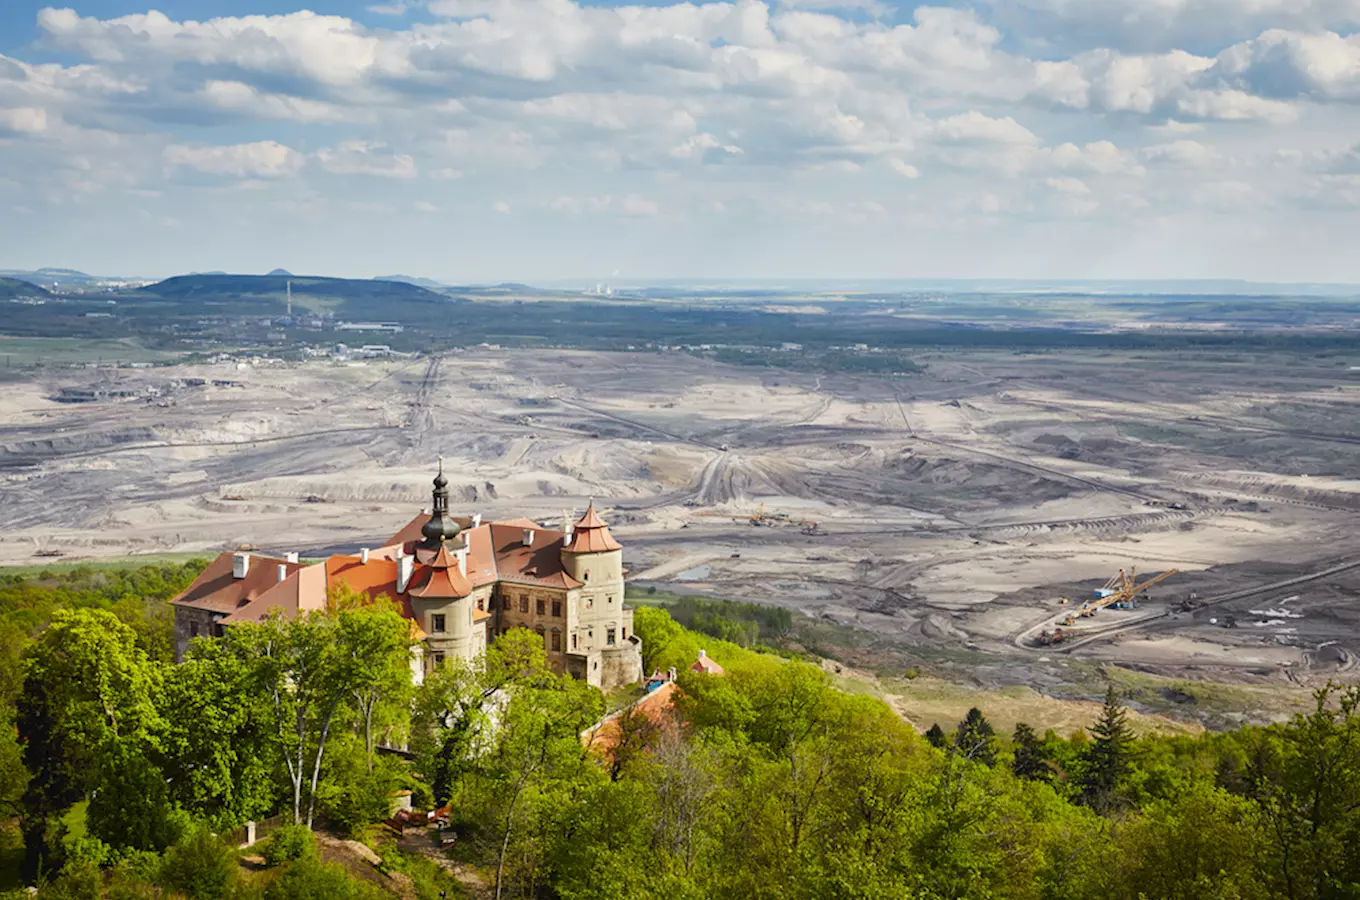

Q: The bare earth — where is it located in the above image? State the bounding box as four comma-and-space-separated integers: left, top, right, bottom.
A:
5, 348, 1360, 723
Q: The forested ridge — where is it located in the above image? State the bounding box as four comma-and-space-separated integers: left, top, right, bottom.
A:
2, 563, 1360, 899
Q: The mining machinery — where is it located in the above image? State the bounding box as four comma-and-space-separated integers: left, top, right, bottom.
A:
1059, 566, 1180, 626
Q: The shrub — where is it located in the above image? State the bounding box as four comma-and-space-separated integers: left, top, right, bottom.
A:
158, 829, 237, 900
263, 856, 378, 900
262, 827, 316, 867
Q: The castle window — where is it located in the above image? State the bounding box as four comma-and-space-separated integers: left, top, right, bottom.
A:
583, 570, 590, 582
608, 596, 614, 604
431, 614, 446, 633
622, 627, 627, 640
551, 630, 561, 652
552, 600, 562, 618
519, 595, 529, 613
503, 594, 512, 611
536, 598, 546, 616
432, 652, 445, 669
607, 627, 616, 646
477, 597, 484, 611
586, 597, 593, 610
212, 623, 225, 638
572, 633, 578, 650
535, 625, 545, 645
190, 622, 199, 638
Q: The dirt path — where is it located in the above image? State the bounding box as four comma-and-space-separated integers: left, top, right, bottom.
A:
396, 832, 493, 899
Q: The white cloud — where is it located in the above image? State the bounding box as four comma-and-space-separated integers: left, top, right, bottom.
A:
316, 141, 417, 178
492, 200, 511, 214
0, 107, 48, 135
413, 200, 438, 212
1143, 139, 1220, 166
6, 0, 1360, 278
162, 140, 304, 178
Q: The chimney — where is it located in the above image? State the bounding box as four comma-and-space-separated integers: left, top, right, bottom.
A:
472, 513, 482, 528
286, 551, 299, 564
397, 555, 414, 593
522, 528, 534, 547
360, 547, 370, 564
698, 648, 706, 659
457, 548, 467, 576
564, 524, 573, 541
668, 666, 677, 682
233, 552, 250, 579
276, 564, 288, 583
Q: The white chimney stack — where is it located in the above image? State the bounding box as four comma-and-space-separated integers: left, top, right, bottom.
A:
472, 513, 482, 528
457, 548, 467, 576
698, 648, 706, 659
286, 551, 299, 564
233, 552, 250, 579
397, 555, 414, 593
564, 524, 573, 541
276, 564, 288, 583
522, 528, 534, 547
360, 547, 370, 564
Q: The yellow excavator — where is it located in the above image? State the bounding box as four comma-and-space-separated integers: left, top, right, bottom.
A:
1060, 567, 1179, 626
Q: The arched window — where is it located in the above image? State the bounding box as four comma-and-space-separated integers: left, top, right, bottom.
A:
535, 625, 545, 649
551, 629, 562, 652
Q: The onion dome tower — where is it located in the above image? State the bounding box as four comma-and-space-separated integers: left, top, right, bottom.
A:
420, 457, 463, 552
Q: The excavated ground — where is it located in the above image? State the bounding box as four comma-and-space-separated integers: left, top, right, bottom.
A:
4, 348, 1360, 720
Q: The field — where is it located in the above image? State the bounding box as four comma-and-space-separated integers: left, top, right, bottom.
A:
4, 330, 1360, 728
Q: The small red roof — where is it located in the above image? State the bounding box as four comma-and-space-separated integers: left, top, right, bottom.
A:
408, 546, 474, 599
690, 652, 725, 676
565, 503, 622, 553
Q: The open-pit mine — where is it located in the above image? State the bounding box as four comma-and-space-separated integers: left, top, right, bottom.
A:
5, 346, 1359, 720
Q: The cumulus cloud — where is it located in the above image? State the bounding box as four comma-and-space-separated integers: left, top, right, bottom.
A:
162, 140, 304, 178
4, 1, 1360, 277
315, 141, 418, 178
0, 107, 48, 135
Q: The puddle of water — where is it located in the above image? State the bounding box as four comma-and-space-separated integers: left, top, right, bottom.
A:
675, 563, 713, 581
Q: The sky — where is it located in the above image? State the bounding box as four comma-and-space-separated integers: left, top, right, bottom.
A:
2, 0, 1360, 282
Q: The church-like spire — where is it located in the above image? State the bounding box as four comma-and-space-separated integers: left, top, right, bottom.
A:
421, 456, 462, 548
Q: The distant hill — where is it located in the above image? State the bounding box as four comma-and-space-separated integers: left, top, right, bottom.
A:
129, 273, 452, 322
267, 268, 293, 277
0, 277, 54, 300
375, 274, 448, 289
0, 268, 105, 287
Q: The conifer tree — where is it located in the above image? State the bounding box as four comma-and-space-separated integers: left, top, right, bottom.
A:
1080, 685, 1134, 812
1011, 722, 1050, 781
925, 723, 947, 749
954, 707, 997, 766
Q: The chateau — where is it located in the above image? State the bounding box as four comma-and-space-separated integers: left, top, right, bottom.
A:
170, 468, 644, 690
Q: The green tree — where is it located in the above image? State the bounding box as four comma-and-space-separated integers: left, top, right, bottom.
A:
163, 637, 281, 827
331, 591, 414, 772
1012, 722, 1051, 782
954, 707, 997, 767
16, 609, 162, 877
925, 723, 948, 749
1080, 685, 1135, 813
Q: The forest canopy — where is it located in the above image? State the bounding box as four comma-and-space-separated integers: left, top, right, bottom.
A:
1, 564, 1360, 898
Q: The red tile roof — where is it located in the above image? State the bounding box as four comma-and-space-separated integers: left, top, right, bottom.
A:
408, 545, 474, 599
564, 503, 622, 553
172, 552, 306, 614
691, 652, 725, 676
220, 564, 327, 625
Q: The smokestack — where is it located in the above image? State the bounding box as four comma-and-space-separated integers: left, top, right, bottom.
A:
397, 555, 414, 593
522, 528, 534, 547
360, 548, 370, 564
233, 552, 250, 580
276, 564, 287, 583
286, 551, 299, 564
